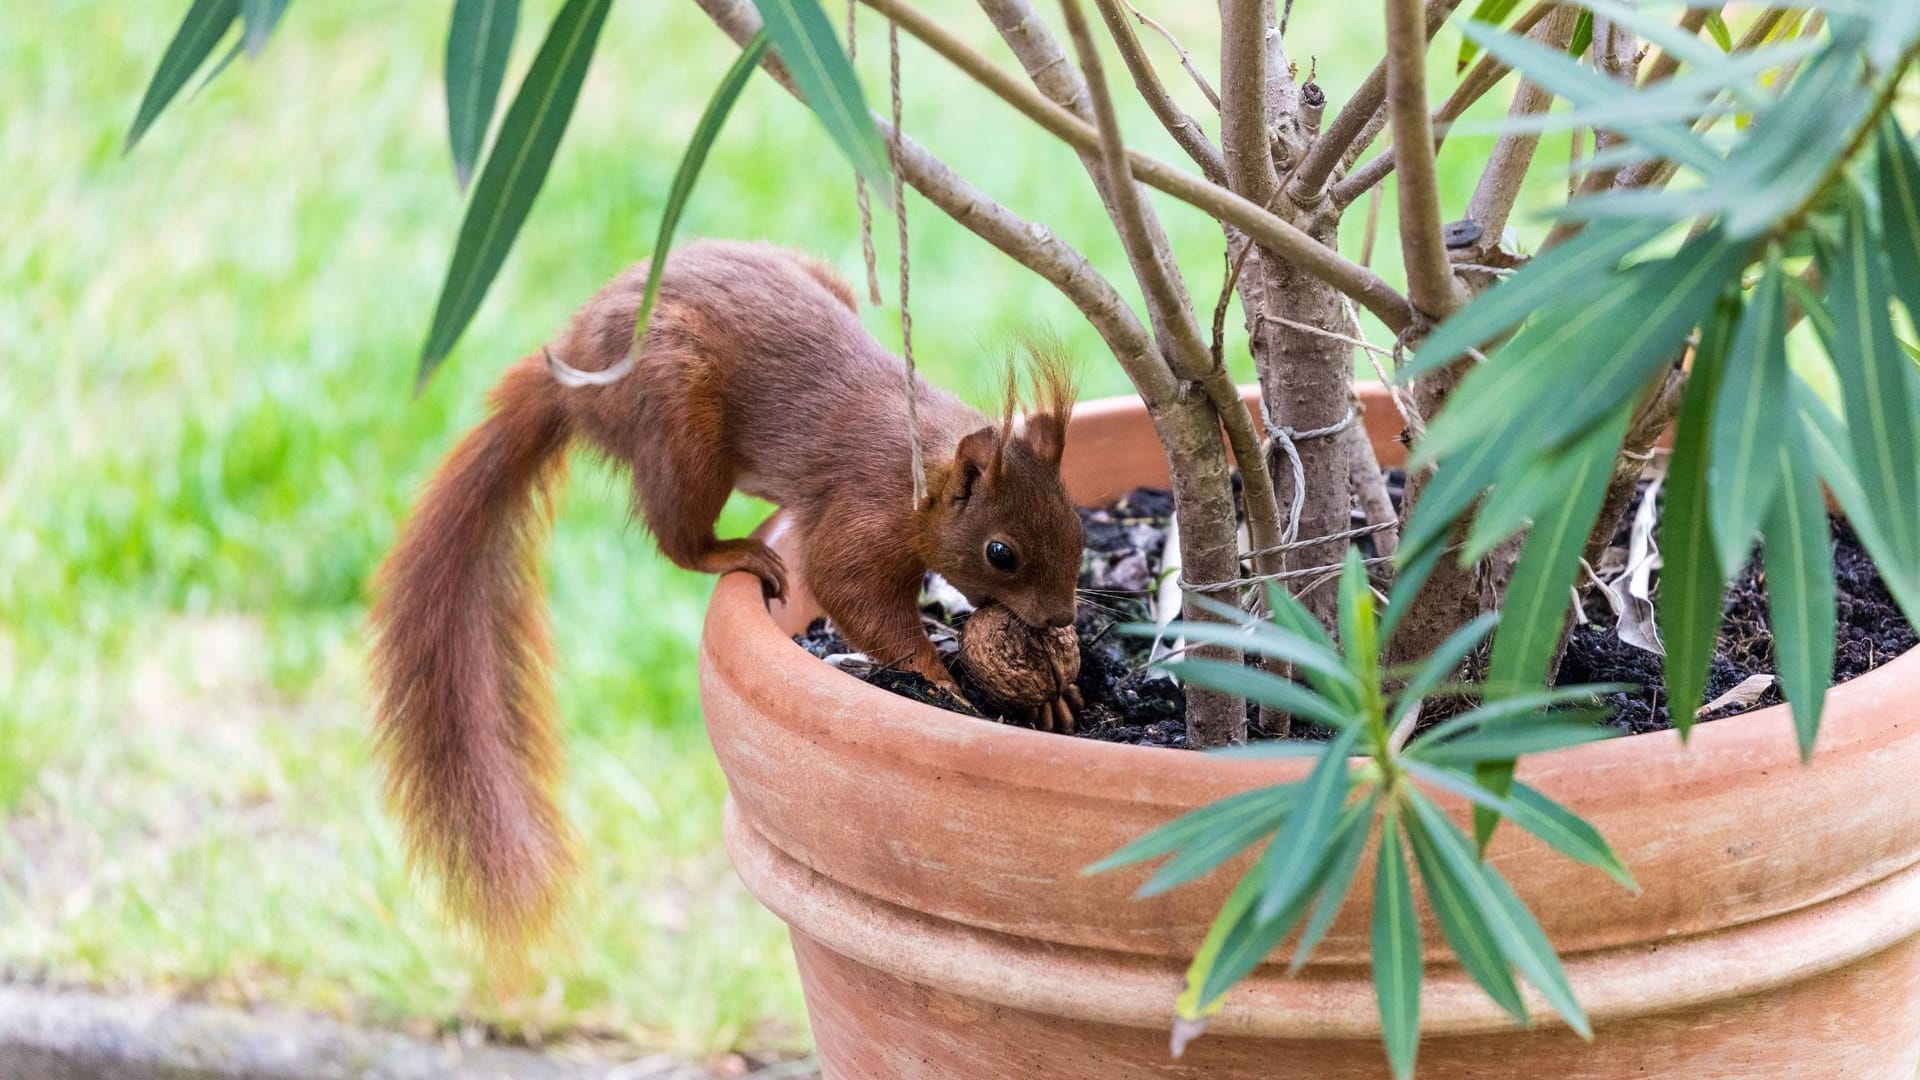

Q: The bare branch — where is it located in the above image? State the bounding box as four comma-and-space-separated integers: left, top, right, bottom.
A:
1288, 0, 1467, 201
1328, 1, 1548, 207
694, 0, 1176, 404
1344, 417, 1398, 558
1545, 1, 1645, 249
1360, 184, 1382, 266
1060, 0, 1293, 595
1463, 6, 1578, 250
1092, 0, 1228, 183
1219, 0, 1280, 203
1640, 6, 1714, 86
1056, 0, 1211, 378
1125, 3, 1220, 109
976, 0, 1206, 361
1385, 0, 1464, 317
862, 0, 1418, 329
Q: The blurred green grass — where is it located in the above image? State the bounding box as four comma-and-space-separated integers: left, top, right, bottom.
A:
0, 0, 1542, 1058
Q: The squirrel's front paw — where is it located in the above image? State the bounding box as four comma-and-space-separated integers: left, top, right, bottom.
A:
1016, 686, 1082, 735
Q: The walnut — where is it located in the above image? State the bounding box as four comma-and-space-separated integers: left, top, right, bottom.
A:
959, 603, 1081, 713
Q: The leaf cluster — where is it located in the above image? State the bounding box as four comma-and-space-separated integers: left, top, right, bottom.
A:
1405, 2, 1920, 764
1097, 551, 1635, 1077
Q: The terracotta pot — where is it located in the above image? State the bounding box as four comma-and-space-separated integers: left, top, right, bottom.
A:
699, 384, 1920, 1079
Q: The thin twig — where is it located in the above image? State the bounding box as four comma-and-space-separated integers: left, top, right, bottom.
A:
1093, 0, 1228, 183
1360, 183, 1382, 266
1054, 0, 1210, 378
1289, 0, 1467, 200
1124, 2, 1220, 108
978, 0, 1205, 359
1328, 1, 1550, 207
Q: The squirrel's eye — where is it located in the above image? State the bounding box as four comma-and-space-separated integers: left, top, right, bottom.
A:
985, 540, 1018, 572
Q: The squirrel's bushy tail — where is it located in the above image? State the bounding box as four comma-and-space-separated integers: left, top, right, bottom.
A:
370, 357, 575, 956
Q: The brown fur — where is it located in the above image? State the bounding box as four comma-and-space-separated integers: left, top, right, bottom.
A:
369, 241, 1081, 956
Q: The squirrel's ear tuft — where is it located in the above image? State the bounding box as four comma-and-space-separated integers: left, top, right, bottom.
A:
953, 426, 1001, 501
1024, 413, 1066, 467
1018, 333, 1077, 468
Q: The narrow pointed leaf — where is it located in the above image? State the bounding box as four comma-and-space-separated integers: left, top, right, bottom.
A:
1476, 408, 1626, 847
126, 0, 241, 151
1705, 10, 1732, 51
1761, 433, 1835, 761
1401, 761, 1636, 890
1419, 231, 1747, 466
1256, 727, 1358, 923
1129, 620, 1361, 698
1479, 857, 1593, 1037
1086, 782, 1298, 876
1161, 660, 1355, 732
1337, 547, 1379, 685
418, 0, 614, 381
1392, 613, 1498, 727
1197, 843, 1339, 1007
239, 0, 290, 55
1799, 391, 1920, 624
1464, 430, 1608, 562
552, 29, 775, 388
1410, 687, 1628, 746
1402, 797, 1528, 1023
1264, 582, 1340, 651
1409, 219, 1665, 377
1176, 857, 1263, 1022
1374, 804, 1421, 1080
1813, 194, 1920, 570
1400, 422, 1517, 558
1413, 717, 1618, 764
1708, 250, 1790, 574
445, 0, 520, 189
1569, 9, 1593, 57
1459, 0, 1524, 72
1290, 798, 1376, 974
1576, 0, 1732, 93
1486, 407, 1629, 697
1462, 20, 1716, 171
1407, 788, 1591, 1038
751, 0, 892, 203
1659, 290, 1738, 731
1139, 790, 1294, 897
1876, 115, 1920, 333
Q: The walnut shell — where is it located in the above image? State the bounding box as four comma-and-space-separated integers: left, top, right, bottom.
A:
959, 603, 1080, 711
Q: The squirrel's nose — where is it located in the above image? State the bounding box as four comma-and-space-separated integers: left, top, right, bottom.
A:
1044, 611, 1076, 629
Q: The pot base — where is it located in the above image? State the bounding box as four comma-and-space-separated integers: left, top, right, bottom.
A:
783, 890, 1920, 1079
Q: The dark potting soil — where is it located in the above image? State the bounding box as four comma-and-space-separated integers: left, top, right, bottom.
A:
792, 483, 1916, 747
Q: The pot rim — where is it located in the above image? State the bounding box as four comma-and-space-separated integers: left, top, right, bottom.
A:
713, 385, 1920, 807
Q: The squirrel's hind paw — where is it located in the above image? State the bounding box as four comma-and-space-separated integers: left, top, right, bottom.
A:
696, 539, 788, 602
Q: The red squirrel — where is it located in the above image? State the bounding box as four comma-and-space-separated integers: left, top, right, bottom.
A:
369, 240, 1083, 952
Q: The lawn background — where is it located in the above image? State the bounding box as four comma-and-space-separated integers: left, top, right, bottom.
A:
0, 0, 1550, 1060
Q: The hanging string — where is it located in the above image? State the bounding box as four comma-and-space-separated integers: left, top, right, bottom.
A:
886, 9, 925, 507
846, 0, 882, 306
847, 0, 923, 506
